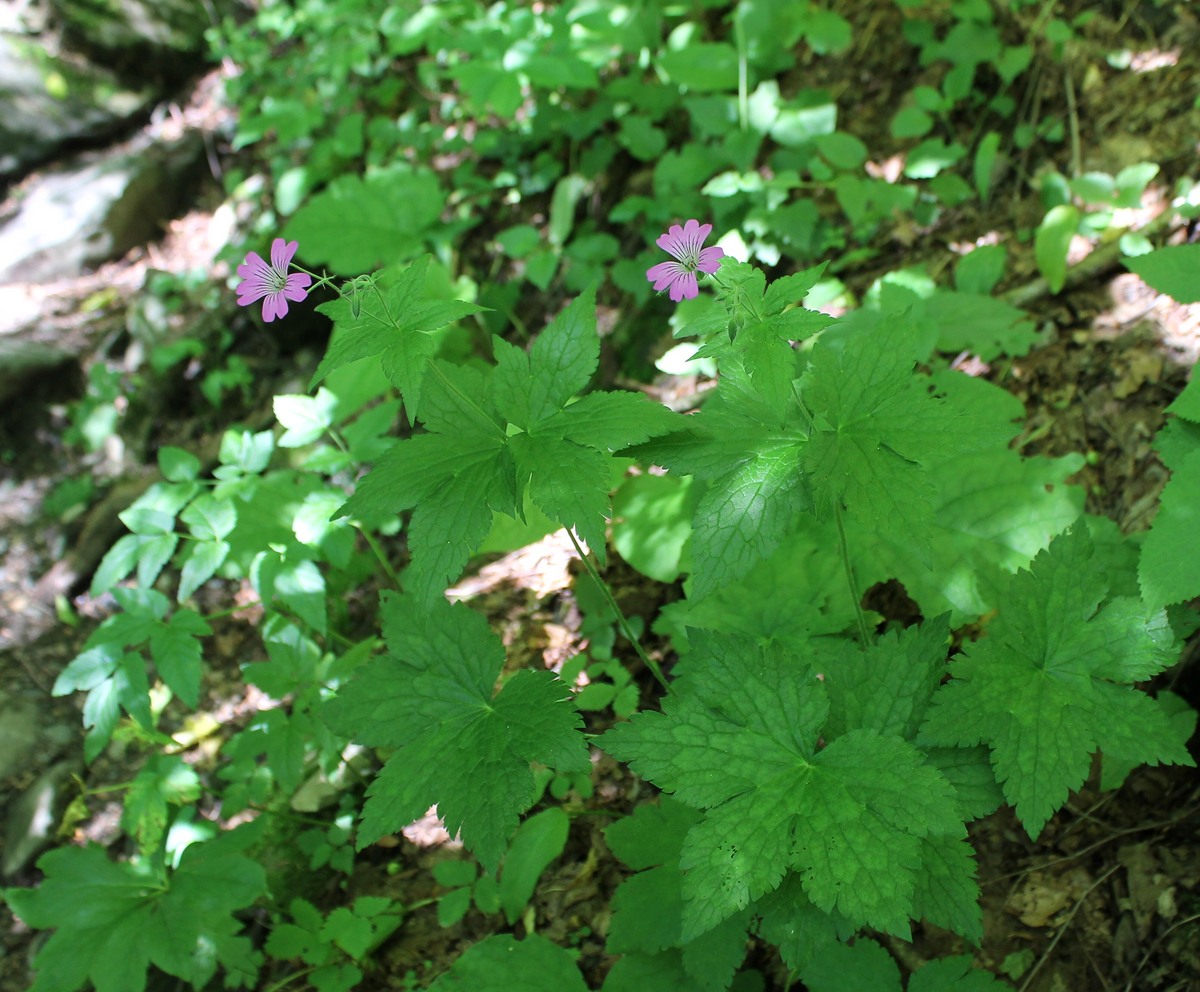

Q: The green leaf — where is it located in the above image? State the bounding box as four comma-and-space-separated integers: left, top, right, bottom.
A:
178, 540, 229, 602
605, 798, 703, 871
548, 175, 587, 248
90, 534, 143, 595
158, 447, 200, 482
904, 139, 965, 179
910, 290, 1039, 360
912, 834, 983, 944
823, 617, 949, 741
801, 939, 902, 992
311, 256, 484, 420
547, 391, 683, 451
599, 633, 963, 940
920, 528, 1193, 839
493, 287, 599, 428
216, 428, 275, 478
892, 105, 933, 139
121, 754, 201, 853
149, 609, 210, 707
510, 433, 611, 565
496, 225, 541, 258
799, 323, 949, 549
632, 369, 811, 600
322, 907, 373, 960
323, 595, 588, 872
954, 244, 1006, 296
428, 934, 587, 992
1034, 204, 1080, 294
283, 168, 445, 272
815, 131, 868, 170
973, 131, 1001, 202
498, 808, 569, 924
1126, 244, 1200, 304
612, 474, 698, 583
275, 388, 338, 448
659, 43, 739, 92
180, 494, 237, 542
437, 887, 472, 927
4, 833, 265, 992
1140, 449, 1200, 609
909, 955, 1012, 991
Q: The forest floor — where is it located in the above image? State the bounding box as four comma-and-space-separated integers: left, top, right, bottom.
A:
3, 3, 1200, 990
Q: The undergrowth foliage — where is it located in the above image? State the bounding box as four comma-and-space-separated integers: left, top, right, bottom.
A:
5, 1, 1200, 990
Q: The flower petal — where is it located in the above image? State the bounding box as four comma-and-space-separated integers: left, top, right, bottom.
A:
271, 238, 299, 270
647, 260, 684, 292
263, 292, 288, 322
669, 271, 698, 302
282, 272, 312, 302
236, 252, 269, 281
696, 246, 725, 274
236, 280, 271, 305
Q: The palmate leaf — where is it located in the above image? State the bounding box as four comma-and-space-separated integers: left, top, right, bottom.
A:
311, 256, 484, 420
337, 289, 682, 597
322, 595, 588, 872
697, 261, 834, 410
630, 368, 809, 600
799, 323, 942, 548
599, 632, 963, 941
3, 830, 265, 992
920, 527, 1194, 839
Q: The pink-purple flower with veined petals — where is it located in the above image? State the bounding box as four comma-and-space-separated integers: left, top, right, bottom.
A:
236, 238, 313, 322
646, 219, 724, 302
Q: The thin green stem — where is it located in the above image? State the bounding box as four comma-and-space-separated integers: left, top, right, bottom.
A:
735, 13, 749, 132
565, 530, 670, 693
357, 526, 403, 590
835, 501, 871, 646
262, 968, 318, 992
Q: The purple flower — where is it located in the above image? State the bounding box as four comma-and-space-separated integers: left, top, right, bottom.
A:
236, 238, 312, 322
646, 219, 725, 302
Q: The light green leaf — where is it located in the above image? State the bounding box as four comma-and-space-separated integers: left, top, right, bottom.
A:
158, 447, 200, 482
1126, 244, 1200, 304
659, 43, 739, 92
275, 388, 338, 448
283, 169, 444, 272
149, 609, 209, 707
1140, 449, 1200, 609
1034, 204, 1080, 294
178, 540, 229, 602
498, 808, 569, 924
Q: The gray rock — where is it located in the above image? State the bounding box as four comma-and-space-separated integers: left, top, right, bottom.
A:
0, 31, 153, 180
0, 130, 205, 284
51, 0, 232, 81
3, 759, 82, 877
0, 696, 41, 781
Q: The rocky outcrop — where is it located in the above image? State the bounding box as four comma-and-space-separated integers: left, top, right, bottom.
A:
0, 131, 206, 285
0, 0, 240, 181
